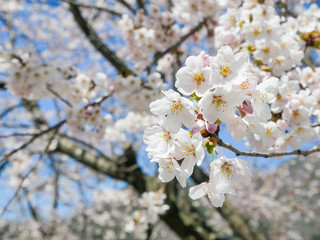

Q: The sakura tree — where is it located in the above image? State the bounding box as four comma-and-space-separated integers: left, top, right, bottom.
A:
0, 0, 320, 239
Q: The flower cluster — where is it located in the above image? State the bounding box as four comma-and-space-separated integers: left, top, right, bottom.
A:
214, 0, 315, 76
144, 46, 279, 206
115, 72, 167, 112
118, 7, 180, 70
66, 106, 113, 140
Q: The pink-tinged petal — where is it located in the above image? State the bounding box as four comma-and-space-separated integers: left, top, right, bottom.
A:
239, 100, 253, 114
201, 53, 210, 67
205, 122, 218, 133
190, 120, 205, 134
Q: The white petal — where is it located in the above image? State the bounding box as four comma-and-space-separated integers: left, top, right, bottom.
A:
189, 183, 207, 200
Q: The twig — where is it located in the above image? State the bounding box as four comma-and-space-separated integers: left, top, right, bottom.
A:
0, 132, 39, 138
212, 133, 320, 158
311, 122, 320, 127
47, 85, 73, 107
85, 93, 112, 108
61, 0, 122, 17
118, 0, 136, 14
0, 120, 66, 169
0, 103, 21, 119
1, 161, 39, 216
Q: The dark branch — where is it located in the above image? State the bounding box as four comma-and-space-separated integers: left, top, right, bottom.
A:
61, 0, 122, 17
212, 133, 320, 158
68, 1, 131, 75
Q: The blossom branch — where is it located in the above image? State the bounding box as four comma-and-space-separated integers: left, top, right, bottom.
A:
212, 133, 320, 158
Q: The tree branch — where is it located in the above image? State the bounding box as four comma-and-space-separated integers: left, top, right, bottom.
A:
0, 120, 66, 171
68, 1, 132, 75
117, 0, 136, 14
212, 133, 320, 158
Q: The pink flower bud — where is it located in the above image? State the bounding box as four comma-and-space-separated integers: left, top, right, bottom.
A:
201, 53, 210, 67
205, 121, 218, 133
239, 100, 253, 115
191, 119, 205, 134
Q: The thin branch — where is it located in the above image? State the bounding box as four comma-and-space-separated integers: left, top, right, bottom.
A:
61, 0, 122, 17
47, 85, 73, 107
0, 103, 21, 119
117, 0, 136, 14
0, 12, 16, 48
0, 120, 66, 169
212, 133, 320, 158
85, 93, 112, 108
0, 132, 39, 138
311, 122, 320, 127
1, 161, 39, 216
136, 0, 146, 12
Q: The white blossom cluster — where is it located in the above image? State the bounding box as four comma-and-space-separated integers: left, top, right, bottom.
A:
144, 43, 319, 207
144, 46, 278, 207
214, 0, 319, 76
118, 6, 180, 71
66, 106, 113, 140
115, 72, 167, 112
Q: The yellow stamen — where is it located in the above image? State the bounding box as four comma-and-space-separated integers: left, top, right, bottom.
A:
192, 72, 205, 85
220, 61, 232, 78
212, 96, 227, 111
221, 162, 235, 179
170, 101, 182, 115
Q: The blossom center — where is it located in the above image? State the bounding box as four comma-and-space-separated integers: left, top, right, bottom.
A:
160, 131, 171, 141
184, 145, 195, 157
241, 78, 250, 90
165, 160, 174, 172
192, 72, 205, 85
220, 61, 232, 78
212, 96, 227, 110
170, 100, 182, 115
253, 29, 260, 35
221, 162, 235, 179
